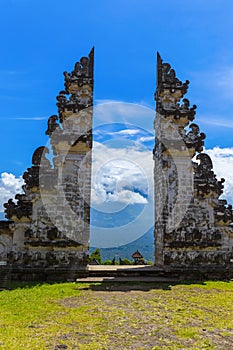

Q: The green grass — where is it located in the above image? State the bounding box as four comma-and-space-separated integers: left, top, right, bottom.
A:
0, 281, 232, 349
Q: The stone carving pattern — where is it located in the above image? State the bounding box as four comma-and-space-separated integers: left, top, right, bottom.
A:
56, 48, 94, 123
4, 195, 32, 220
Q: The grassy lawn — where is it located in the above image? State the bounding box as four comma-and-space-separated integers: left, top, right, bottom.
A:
0, 281, 232, 349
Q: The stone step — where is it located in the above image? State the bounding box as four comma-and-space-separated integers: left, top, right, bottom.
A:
76, 265, 183, 283
76, 276, 180, 283
76, 265, 233, 282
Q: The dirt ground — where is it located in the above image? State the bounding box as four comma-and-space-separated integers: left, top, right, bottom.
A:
54, 283, 233, 349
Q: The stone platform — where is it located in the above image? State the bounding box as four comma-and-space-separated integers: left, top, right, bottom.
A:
76, 265, 233, 283
76, 265, 180, 283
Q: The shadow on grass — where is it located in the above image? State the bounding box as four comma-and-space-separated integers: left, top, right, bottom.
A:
77, 279, 211, 292
4, 281, 54, 290
2, 278, 233, 292
0, 279, 210, 292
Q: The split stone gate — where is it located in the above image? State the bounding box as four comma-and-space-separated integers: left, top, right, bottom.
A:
0, 49, 233, 281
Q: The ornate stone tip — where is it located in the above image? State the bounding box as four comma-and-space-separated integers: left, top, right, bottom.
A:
32, 146, 49, 166
156, 53, 189, 96
156, 52, 163, 87
89, 46, 94, 58
157, 51, 162, 63
63, 48, 94, 93
88, 46, 94, 77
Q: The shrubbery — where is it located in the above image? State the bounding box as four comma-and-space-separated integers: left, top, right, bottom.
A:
89, 248, 152, 265
88, 248, 101, 264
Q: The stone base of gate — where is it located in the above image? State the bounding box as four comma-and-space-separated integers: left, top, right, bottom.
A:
2, 264, 232, 285
76, 264, 233, 283
9, 265, 88, 283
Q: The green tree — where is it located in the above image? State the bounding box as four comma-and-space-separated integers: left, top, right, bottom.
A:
120, 258, 133, 265
146, 260, 154, 265
89, 248, 101, 264
103, 260, 112, 265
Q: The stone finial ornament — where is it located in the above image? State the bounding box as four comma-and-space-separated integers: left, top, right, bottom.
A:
55, 47, 94, 123
63, 47, 94, 91
4, 195, 32, 220
32, 146, 50, 166
45, 115, 60, 136
184, 124, 206, 153
156, 52, 189, 96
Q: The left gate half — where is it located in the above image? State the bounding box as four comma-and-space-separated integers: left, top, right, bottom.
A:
1, 48, 94, 282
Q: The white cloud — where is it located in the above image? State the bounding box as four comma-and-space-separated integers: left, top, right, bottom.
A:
91, 142, 233, 211
108, 190, 147, 204
216, 67, 233, 98
112, 129, 141, 136
195, 115, 233, 129
138, 136, 154, 143
1, 144, 232, 230
91, 141, 153, 210
190, 64, 233, 101
205, 147, 233, 204
93, 101, 154, 133
91, 140, 154, 247
0, 172, 24, 214
15, 117, 47, 121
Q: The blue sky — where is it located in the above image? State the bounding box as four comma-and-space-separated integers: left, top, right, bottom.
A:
1, 0, 233, 246
1, 0, 233, 172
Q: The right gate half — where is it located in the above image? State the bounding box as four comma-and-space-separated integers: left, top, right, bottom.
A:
153, 53, 233, 278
